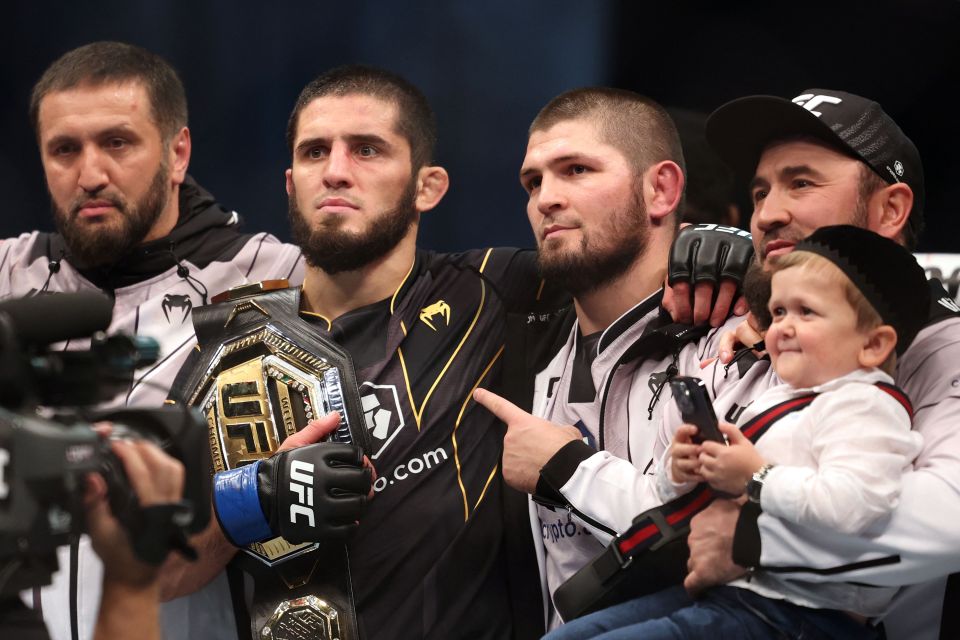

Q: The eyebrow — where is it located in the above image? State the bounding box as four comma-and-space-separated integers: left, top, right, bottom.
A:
44, 125, 140, 150
749, 164, 828, 191
295, 133, 392, 154
519, 152, 596, 181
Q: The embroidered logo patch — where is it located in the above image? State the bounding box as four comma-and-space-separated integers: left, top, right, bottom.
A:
419, 300, 451, 330
162, 294, 193, 324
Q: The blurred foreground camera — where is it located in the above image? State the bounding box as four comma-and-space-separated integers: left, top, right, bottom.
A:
0, 291, 210, 597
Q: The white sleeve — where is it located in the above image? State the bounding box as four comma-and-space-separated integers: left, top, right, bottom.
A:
761, 386, 922, 535
558, 452, 664, 544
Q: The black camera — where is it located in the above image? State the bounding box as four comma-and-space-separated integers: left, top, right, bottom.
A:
0, 291, 210, 598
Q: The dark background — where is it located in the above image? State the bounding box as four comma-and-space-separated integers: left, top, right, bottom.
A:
3, 0, 959, 252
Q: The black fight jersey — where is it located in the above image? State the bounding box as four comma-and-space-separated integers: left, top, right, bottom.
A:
300, 248, 546, 640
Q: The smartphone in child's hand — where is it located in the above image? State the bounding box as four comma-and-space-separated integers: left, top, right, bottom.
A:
669, 376, 725, 445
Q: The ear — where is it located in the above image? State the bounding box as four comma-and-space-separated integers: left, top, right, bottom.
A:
643, 160, 684, 224
858, 324, 898, 369
285, 168, 294, 197
866, 182, 913, 242
414, 165, 450, 213
167, 127, 191, 186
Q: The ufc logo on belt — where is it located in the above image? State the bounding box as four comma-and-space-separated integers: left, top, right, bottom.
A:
792, 93, 842, 117
289, 460, 316, 527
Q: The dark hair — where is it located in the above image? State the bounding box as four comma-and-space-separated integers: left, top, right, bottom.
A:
286, 65, 437, 170
30, 41, 187, 142
530, 87, 686, 181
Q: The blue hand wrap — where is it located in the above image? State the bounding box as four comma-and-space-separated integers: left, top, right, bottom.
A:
213, 461, 272, 546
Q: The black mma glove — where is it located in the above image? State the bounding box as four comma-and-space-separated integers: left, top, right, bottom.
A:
668, 223, 754, 288
212, 443, 371, 546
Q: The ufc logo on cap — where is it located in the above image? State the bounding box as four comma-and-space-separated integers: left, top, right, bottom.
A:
289, 460, 315, 527
792, 94, 842, 117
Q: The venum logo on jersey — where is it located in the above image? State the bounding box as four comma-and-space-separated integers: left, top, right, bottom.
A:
359, 382, 406, 460
162, 293, 193, 324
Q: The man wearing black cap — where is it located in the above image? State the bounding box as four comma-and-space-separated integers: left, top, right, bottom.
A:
677, 89, 960, 640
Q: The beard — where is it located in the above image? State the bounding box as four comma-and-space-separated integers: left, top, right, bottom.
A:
536, 189, 649, 296
742, 260, 773, 330
52, 162, 170, 269
288, 178, 419, 275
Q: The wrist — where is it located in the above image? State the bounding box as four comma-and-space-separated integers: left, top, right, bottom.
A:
213, 461, 272, 546
745, 463, 775, 506
101, 573, 161, 599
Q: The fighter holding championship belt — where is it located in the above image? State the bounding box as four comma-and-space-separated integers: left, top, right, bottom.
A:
173, 281, 373, 640
162, 66, 573, 640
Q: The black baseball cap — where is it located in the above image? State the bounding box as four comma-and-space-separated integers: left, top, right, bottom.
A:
795, 225, 929, 355
706, 89, 924, 238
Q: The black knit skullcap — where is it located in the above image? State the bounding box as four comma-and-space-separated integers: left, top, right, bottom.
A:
794, 225, 928, 355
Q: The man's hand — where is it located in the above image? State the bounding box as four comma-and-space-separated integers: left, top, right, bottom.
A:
664, 280, 747, 328
716, 312, 765, 364
87, 439, 186, 586
278, 411, 341, 450
473, 388, 581, 494
684, 498, 748, 596
87, 439, 186, 640
664, 224, 754, 327
699, 424, 765, 496
212, 410, 372, 547
278, 412, 376, 498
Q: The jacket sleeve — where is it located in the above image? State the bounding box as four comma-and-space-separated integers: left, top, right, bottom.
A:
537, 317, 756, 545
760, 385, 922, 535
735, 323, 960, 586
541, 447, 665, 545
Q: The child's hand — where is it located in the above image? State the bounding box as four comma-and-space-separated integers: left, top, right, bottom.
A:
670, 424, 704, 484
699, 423, 766, 495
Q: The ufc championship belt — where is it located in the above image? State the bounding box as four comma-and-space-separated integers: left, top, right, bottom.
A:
179, 281, 370, 640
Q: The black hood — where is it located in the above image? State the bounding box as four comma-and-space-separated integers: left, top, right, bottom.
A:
44, 175, 253, 290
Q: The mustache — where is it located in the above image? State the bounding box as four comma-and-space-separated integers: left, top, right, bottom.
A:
69, 192, 125, 216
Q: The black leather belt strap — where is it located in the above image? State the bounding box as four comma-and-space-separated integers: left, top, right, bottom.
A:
185, 284, 366, 640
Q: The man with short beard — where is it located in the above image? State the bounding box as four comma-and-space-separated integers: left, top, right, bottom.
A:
473, 88, 746, 632
0, 42, 303, 640
164, 65, 577, 640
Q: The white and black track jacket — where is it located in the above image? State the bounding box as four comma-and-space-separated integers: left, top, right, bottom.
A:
1, 176, 304, 640
524, 289, 742, 628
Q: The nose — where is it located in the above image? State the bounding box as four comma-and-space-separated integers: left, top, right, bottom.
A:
322, 142, 354, 190
535, 174, 567, 217
775, 315, 796, 338
77, 147, 109, 194
752, 187, 791, 233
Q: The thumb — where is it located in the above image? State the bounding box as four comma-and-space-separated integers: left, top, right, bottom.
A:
473, 388, 527, 425
719, 422, 745, 444
279, 411, 342, 451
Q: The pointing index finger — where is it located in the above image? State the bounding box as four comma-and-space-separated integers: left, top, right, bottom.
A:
473, 388, 526, 425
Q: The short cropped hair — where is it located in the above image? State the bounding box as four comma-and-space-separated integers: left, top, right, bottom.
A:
29, 41, 188, 143
286, 65, 437, 170
529, 87, 686, 183
771, 250, 894, 373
